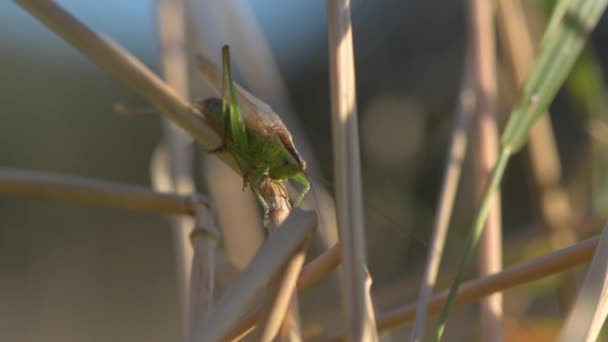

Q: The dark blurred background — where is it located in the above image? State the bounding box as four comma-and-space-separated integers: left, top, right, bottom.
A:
2, 0, 608, 341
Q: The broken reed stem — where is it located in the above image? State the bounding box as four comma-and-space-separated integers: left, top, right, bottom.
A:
0, 167, 200, 215
155, 0, 196, 330
327, 0, 378, 340
496, 0, 579, 311
326, 235, 600, 341
468, 0, 503, 340
254, 176, 303, 342
186, 200, 220, 340
409, 49, 475, 342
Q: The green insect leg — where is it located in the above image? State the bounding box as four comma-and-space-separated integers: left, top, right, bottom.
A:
249, 166, 270, 216
291, 173, 310, 208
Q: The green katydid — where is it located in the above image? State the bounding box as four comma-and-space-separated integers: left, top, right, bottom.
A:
195, 46, 310, 214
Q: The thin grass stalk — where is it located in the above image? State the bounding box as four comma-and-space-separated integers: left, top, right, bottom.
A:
434, 0, 608, 338
155, 0, 197, 331
224, 242, 342, 340
468, 0, 503, 340
187, 200, 220, 340
14, 0, 240, 173
0, 167, 200, 215
326, 235, 600, 341
496, 0, 579, 311
327, 0, 377, 340
558, 222, 608, 341
408, 51, 475, 342
189, 209, 315, 342
255, 241, 308, 342
254, 176, 304, 341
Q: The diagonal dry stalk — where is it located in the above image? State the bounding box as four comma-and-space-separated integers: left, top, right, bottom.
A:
326, 234, 601, 341
14, 0, 238, 174
327, 0, 378, 340
154, 0, 196, 332
496, 0, 579, 311
188, 209, 316, 342
468, 0, 503, 340
558, 222, 608, 341
254, 176, 305, 342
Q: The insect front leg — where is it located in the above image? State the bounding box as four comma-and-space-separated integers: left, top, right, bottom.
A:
291, 173, 310, 208
249, 166, 270, 215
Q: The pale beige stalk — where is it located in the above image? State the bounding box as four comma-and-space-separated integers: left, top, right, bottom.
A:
0, 167, 200, 215
15, 0, 239, 173
224, 242, 342, 340
154, 0, 196, 331
558, 223, 608, 341
327, 0, 378, 340
409, 50, 475, 342
187, 200, 220, 340
468, 0, 502, 340
326, 235, 600, 340
188, 209, 316, 342
254, 176, 305, 342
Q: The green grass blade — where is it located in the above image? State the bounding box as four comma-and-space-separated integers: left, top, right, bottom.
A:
433, 152, 510, 341
501, 0, 608, 153
434, 0, 608, 340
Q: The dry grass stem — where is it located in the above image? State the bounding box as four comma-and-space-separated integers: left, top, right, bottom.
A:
496, 0, 579, 310
224, 242, 342, 340
186, 201, 220, 340
558, 223, 608, 341
155, 0, 197, 331
409, 49, 475, 342
189, 209, 316, 342
327, 0, 378, 340
0, 167, 201, 215
326, 235, 599, 340
254, 176, 304, 341
298, 243, 342, 291
468, 0, 503, 340
15, 0, 240, 172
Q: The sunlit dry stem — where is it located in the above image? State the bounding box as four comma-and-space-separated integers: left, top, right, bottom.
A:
558, 223, 608, 341
468, 0, 503, 340
186, 200, 220, 340
327, 0, 378, 340
155, 0, 196, 331
255, 176, 303, 342
326, 235, 600, 341
189, 209, 316, 342
223, 242, 342, 340
0, 167, 202, 215
15, 0, 240, 175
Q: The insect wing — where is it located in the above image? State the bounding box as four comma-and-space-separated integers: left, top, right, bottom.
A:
196, 55, 287, 137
